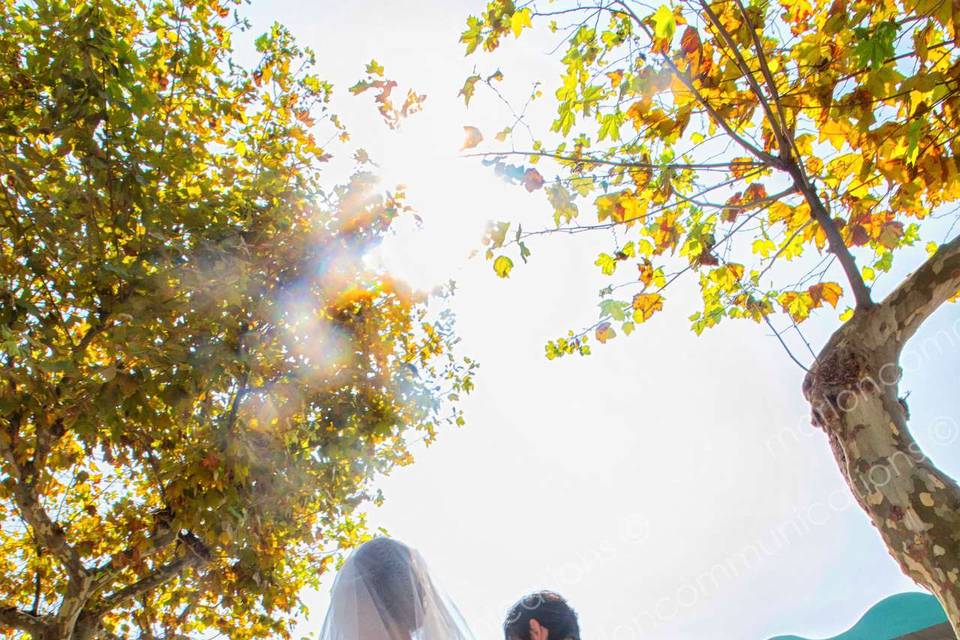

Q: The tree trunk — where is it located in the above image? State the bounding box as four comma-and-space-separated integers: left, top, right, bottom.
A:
804, 237, 960, 635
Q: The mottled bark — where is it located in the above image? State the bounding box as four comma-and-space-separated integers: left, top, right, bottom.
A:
804, 234, 960, 634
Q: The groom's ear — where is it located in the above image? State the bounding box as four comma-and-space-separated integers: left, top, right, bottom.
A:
529, 619, 549, 640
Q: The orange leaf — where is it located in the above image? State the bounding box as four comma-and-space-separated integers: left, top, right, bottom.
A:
461, 125, 483, 150
632, 292, 664, 322
595, 322, 616, 343
809, 282, 842, 308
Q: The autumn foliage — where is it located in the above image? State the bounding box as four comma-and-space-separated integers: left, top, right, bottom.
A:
0, 1, 472, 639
463, 0, 960, 631
465, 0, 960, 345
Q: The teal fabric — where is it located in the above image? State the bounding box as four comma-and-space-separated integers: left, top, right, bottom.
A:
768, 592, 948, 640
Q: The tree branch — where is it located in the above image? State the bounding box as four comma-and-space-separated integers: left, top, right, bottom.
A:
763, 315, 810, 372
462, 150, 761, 172
699, 0, 790, 157
881, 233, 960, 347
0, 605, 47, 637
614, 1, 781, 167
786, 164, 873, 309
731, 0, 792, 155
0, 426, 88, 581
93, 523, 179, 590
97, 533, 211, 613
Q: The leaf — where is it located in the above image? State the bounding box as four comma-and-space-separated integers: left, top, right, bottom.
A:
599, 112, 624, 141
752, 237, 776, 258
547, 182, 578, 224
606, 69, 624, 89
809, 282, 842, 308
493, 255, 514, 278
595, 322, 616, 343
486, 221, 511, 248
461, 16, 483, 55
853, 21, 897, 70
778, 291, 815, 322
461, 126, 483, 150
652, 5, 676, 41
819, 120, 848, 151
365, 59, 385, 76
878, 221, 904, 249
459, 74, 481, 106
680, 27, 700, 54
522, 168, 545, 192
511, 8, 533, 38
632, 293, 664, 323
600, 299, 628, 321
595, 253, 618, 275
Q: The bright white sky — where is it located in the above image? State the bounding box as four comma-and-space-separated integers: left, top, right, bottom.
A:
240, 2, 960, 639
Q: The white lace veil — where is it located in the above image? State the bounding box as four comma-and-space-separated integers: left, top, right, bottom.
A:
319, 538, 475, 640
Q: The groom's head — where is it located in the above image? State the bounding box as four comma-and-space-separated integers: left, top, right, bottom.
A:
504, 591, 579, 640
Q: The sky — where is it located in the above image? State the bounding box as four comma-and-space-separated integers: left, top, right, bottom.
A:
237, 2, 960, 639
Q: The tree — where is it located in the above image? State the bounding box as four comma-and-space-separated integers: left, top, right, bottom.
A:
0, 1, 473, 638
463, 0, 960, 630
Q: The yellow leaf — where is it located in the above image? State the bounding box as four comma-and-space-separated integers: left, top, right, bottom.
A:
511, 8, 533, 38
652, 5, 676, 41
819, 119, 848, 151
778, 291, 813, 322
493, 255, 513, 278
752, 237, 776, 258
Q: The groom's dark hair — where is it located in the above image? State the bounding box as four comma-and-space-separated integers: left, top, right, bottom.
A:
504, 591, 580, 640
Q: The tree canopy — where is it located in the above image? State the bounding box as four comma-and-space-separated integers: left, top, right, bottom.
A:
462, 0, 960, 631
0, 1, 472, 638
464, 0, 960, 348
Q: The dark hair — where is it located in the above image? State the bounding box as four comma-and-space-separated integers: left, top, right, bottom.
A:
352, 537, 423, 635
504, 591, 580, 640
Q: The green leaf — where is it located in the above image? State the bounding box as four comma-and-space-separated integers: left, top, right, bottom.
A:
599, 299, 628, 321
598, 112, 624, 141
853, 20, 897, 70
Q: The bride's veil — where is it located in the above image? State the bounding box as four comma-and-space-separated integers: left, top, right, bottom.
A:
319, 537, 475, 640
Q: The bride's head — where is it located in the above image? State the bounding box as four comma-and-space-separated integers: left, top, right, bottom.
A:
350, 538, 424, 639
321, 537, 474, 640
